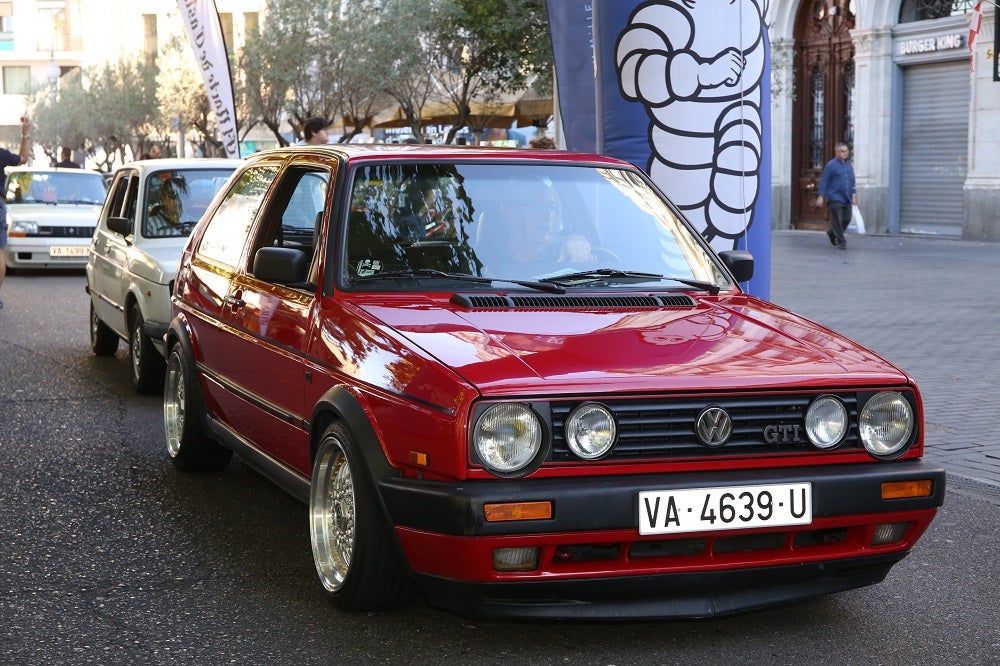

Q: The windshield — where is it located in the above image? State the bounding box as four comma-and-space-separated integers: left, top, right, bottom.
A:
142, 169, 235, 238
5, 171, 106, 205
342, 163, 731, 291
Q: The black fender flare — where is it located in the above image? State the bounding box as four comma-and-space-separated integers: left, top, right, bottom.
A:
310, 386, 401, 513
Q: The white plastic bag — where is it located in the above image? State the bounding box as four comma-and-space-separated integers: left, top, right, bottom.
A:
848, 205, 866, 235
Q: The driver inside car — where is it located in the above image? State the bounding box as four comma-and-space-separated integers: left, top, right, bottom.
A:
487, 181, 594, 276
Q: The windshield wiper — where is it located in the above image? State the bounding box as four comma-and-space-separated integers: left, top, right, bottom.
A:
537, 268, 721, 295
354, 268, 566, 294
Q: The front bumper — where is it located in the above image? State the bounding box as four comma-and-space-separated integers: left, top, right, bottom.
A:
5, 242, 90, 269
379, 460, 945, 619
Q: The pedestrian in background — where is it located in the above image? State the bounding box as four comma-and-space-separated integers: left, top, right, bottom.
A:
55, 146, 80, 168
529, 136, 556, 149
139, 144, 161, 160
0, 116, 31, 310
300, 117, 330, 146
815, 142, 856, 250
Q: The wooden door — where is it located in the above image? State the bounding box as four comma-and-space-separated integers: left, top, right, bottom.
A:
792, 0, 856, 229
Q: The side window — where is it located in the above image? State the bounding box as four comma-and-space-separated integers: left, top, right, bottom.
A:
198, 165, 278, 267
249, 166, 330, 281
100, 173, 132, 223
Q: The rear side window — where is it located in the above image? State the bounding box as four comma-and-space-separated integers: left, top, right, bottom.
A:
197, 166, 278, 267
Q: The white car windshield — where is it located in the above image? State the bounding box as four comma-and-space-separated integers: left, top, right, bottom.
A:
5, 171, 106, 206
343, 163, 730, 291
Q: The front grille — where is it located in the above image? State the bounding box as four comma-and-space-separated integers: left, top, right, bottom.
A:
24, 226, 95, 238
550, 392, 861, 461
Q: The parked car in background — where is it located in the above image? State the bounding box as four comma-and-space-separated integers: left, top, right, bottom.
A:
165, 144, 944, 620
86, 158, 240, 393
3, 167, 106, 270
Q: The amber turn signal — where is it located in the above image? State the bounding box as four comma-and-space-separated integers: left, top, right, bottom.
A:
409, 451, 429, 466
484, 501, 552, 522
881, 480, 933, 500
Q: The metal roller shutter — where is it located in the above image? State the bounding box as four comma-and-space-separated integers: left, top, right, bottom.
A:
899, 60, 969, 236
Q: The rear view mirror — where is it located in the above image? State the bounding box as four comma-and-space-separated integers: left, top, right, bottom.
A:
719, 250, 754, 283
107, 216, 133, 237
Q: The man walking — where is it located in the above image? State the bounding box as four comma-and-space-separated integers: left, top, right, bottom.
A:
815, 142, 856, 250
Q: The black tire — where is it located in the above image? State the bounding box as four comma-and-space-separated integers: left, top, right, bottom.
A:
90, 302, 119, 356
309, 422, 415, 611
163, 343, 232, 471
129, 306, 165, 394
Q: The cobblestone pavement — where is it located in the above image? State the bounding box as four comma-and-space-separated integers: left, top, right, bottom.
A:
769, 230, 1000, 492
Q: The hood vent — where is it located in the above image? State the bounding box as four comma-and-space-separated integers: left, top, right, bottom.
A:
450, 293, 697, 310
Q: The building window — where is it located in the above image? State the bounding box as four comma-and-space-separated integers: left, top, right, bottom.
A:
0, 2, 13, 34
843, 59, 855, 147
245, 12, 259, 36
143, 14, 157, 61
809, 65, 825, 170
3, 65, 31, 95
36, 0, 82, 52
899, 0, 978, 23
219, 13, 233, 52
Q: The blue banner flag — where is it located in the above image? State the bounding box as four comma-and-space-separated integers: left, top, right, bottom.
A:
545, 0, 597, 153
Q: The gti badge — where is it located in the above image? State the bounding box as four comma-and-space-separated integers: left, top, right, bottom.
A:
763, 424, 802, 444
696, 406, 732, 447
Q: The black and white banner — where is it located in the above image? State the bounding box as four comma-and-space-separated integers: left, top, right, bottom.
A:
176, 0, 240, 158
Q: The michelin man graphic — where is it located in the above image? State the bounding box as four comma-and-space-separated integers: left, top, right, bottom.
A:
616, 0, 767, 252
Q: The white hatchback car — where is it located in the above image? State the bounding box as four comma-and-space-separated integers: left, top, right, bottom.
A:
3, 167, 107, 270
86, 158, 239, 392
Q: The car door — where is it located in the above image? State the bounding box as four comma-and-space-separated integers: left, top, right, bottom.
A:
180, 163, 281, 430
222, 162, 334, 475
90, 169, 139, 337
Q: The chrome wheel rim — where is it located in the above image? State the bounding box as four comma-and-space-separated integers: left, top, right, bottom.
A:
130, 320, 142, 382
163, 354, 184, 457
310, 439, 355, 592
89, 305, 99, 345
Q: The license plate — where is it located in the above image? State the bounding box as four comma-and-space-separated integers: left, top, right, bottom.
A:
638, 483, 812, 535
49, 246, 89, 257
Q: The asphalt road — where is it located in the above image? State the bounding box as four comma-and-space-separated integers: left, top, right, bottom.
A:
1, 263, 998, 665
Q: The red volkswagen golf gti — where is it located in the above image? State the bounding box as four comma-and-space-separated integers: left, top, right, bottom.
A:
165, 144, 944, 619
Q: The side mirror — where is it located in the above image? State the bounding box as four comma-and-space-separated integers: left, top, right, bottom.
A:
253, 246, 309, 285
107, 216, 133, 237
719, 250, 754, 283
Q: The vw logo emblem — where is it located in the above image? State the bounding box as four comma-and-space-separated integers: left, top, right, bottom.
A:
696, 407, 732, 447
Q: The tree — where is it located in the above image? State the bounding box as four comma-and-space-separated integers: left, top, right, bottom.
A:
29, 56, 161, 169
423, 0, 553, 143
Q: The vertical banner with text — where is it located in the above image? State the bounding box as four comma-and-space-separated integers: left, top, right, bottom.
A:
591, 0, 772, 298
176, 0, 240, 158
546, 0, 597, 153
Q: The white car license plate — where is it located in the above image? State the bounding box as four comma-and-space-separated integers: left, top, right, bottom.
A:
638, 483, 812, 535
49, 245, 89, 257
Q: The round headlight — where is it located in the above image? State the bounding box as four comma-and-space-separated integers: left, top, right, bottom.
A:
565, 402, 617, 460
473, 403, 543, 475
859, 391, 914, 457
805, 395, 848, 449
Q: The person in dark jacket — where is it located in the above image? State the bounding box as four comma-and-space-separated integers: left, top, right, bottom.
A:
815, 142, 856, 250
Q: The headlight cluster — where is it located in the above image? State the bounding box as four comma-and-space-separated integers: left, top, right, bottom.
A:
9, 220, 39, 236
858, 391, 914, 458
805, 391, 914, 458
472, 403, 543, 475
473, 401, 618, 476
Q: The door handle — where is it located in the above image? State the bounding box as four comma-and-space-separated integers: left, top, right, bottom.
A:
223, 294, 246, 308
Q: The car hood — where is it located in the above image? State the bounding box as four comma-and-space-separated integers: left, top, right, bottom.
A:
357, 294, 909, 396
7, 202, 101, 225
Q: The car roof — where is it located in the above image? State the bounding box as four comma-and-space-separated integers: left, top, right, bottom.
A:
7, 166, 105, 175
246, 143, 635, 168
112, 157, 243, 173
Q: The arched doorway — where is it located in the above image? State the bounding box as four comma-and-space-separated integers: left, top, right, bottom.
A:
792, 0, 856, 229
